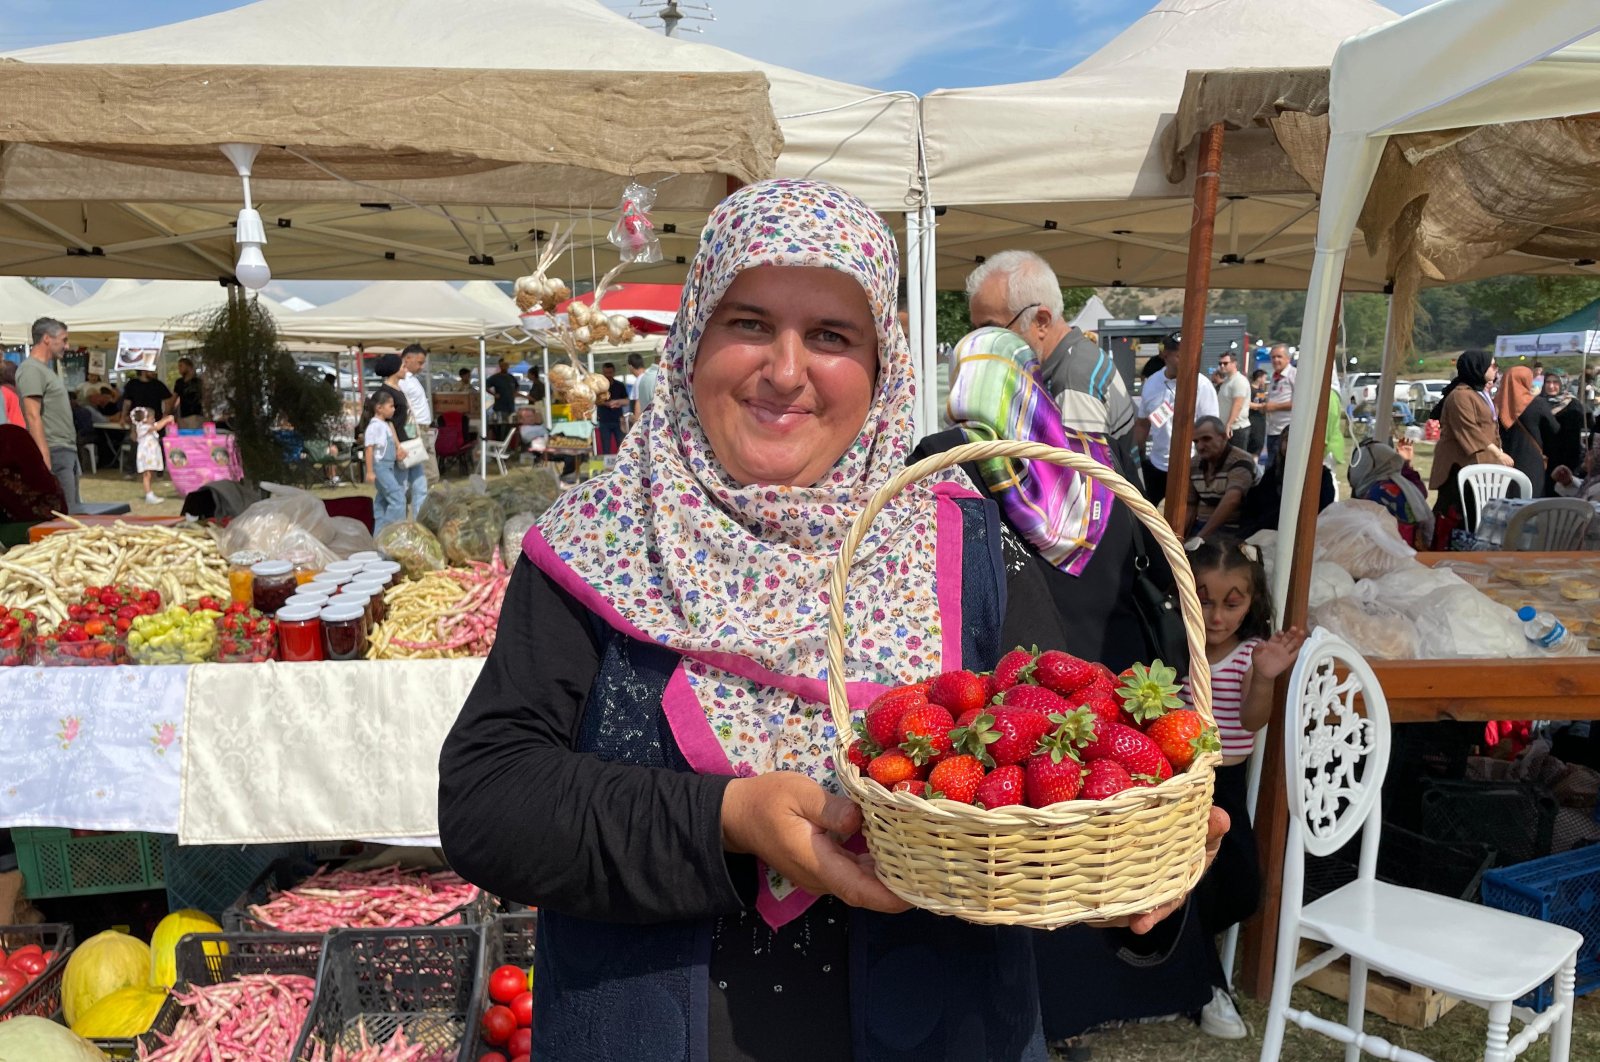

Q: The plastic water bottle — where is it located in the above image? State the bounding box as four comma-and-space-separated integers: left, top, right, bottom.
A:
1517, 606, 1585, 655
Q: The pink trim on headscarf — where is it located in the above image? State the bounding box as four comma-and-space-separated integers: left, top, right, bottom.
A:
932, 481, 978, 667
661, 666, 736, 777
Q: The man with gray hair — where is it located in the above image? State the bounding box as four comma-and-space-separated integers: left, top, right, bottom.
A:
966, 249, 1135, 450
17, 317, 81, 513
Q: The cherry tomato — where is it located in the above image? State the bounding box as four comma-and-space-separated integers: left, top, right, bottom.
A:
481, 1005, 516, 1046
507, 1028, 531, 1058
488, 964, 526, 1005
510, 990, 533, 1028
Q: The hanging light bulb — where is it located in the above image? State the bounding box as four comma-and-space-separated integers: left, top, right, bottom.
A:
234, 207, 271, 291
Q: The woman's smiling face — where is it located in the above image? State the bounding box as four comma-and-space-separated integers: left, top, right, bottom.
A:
691, 265, 880, 488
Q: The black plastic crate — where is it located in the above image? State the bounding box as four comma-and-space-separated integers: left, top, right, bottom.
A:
463, 912, 538, 1053
161, 837, 306, 917
0, 923, 74, 1022
292, 925, 483, 1062
1304, 824, 1496, 904
1420, 779, 1557, 867
223, 858, 491, 933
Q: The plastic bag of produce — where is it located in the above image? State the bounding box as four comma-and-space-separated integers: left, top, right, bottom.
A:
1308, 561, 1356, 609
485, 466, 562, 522
1352, 564, 1465, 613
1309, 595, 1420, 659
324, 516, 378, 559
502, 511, 538, 562
1313, 500, 1417, 580
375, 521, 446, 577
1410, 584, 1527, 659
220, 488, 338, 562
417, 476, 487, 535
437, 493, 505, 565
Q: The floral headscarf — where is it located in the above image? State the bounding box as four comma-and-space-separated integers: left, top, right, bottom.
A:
526, 179, 970, 927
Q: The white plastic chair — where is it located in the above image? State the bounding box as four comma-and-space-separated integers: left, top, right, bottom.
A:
483, 432, 516, 476
1502, 497, 1594, 552
1260, 629, 1581, 1062
1458, 463, 1533, 533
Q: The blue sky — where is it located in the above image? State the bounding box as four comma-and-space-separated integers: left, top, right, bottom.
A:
2, 0, 1434, 94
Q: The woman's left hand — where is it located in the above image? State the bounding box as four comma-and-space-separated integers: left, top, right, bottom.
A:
1091, 806, 1230, 935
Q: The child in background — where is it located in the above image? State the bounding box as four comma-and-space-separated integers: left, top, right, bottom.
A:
361, 392, 403, 534
131, 405, 174, 505
1181, 536, 1306, 1039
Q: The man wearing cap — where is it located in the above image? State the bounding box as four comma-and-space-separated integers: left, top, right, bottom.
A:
1134, 344, 1220, 507
397, 343, 439, 484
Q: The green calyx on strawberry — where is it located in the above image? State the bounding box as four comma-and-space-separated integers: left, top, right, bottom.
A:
863, 685, 928, 748
1115, 660, 1185, 724
950, 712, 1001, 768
992, 646, 1040, 691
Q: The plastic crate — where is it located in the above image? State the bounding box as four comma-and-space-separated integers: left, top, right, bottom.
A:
223, 858, 491, 933
292, 925, 483, 1062
115, 932, 326, 1058
1304, 825, 1495, 904
0, 924, 74, 1022
463, 912, 538, 1051
1482, 845, 1600, 1011
1420, 779, 1557, 867
12, 828, 165, 898
161, 837, 305, 917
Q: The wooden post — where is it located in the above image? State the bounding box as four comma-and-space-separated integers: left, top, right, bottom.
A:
1239, 292, 1342, 999
1165, 122, 1226, 535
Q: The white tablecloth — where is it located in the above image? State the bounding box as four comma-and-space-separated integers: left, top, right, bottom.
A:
0, 659, 484, 846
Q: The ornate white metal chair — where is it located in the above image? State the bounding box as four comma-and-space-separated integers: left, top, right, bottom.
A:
1260, 629, 1581, 1062
1458, 463, 1533, 533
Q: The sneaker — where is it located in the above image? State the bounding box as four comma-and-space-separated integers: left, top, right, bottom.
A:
144, 491, 161, 504
1200, 986, 1247, 1039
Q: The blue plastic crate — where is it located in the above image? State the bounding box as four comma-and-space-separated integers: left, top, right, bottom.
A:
1481, 844, 1600, 1010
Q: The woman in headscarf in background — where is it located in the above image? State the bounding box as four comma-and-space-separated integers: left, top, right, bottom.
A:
1428, 350, 1512, 547
1539, 368, 1585, 495
1350, 439, 1435, 547
1496, 364, 1558, 499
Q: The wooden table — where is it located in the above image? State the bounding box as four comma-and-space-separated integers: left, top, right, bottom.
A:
1373, 551, 1600, 722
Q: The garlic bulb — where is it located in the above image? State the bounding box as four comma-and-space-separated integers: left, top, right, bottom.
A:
573, 325, 592, 344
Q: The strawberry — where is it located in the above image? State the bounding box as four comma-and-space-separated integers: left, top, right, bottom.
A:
867, 748, 922, 788
1081, 759, 1135, 800
896, 704, 955, 766
974, 765, 1026, 809
960, 708, 1052, 767
1080, 722, 1174, 781
992, 646, 1039, 691
891, 779, 931, 797
1143, 711, 1221, 772
1031, 650, 1096, 698
1082, 662, 1117, 698
955, 707, 984, 729
1116, 660, 1185, 724
927, 670, 989, 714
846, 737, 877, 770
998, 684, 1069, 718
928, 755, 987, 804
1024, 750, 1084, 807
864, 686, 927, 748
1078, 689, 1133, 736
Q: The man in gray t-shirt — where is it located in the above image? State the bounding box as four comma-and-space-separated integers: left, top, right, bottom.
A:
1215, 351, 1252, 454
17, 317, 81, 513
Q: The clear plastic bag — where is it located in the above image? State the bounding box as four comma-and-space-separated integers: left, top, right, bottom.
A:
1410, 584, 1528, 659
484, 466, 562, 523
1307, 561, 1356, 610
502, 512, 538, 563
375, 520, 447, 577
221, 487, 338, 564
608, 181, 663, 265
1310, 595, 1421, 659
1353, 564, 1467, 613
437, 494, 505, 565
1314, 500, 1417, 580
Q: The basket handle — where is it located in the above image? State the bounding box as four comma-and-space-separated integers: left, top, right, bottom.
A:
823, 440, 1212, 736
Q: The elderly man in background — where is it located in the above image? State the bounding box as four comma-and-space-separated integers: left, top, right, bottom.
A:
1187, 415, 1256, 541
1135, 343, 1220, 507
397, 343, 440, 484
17, 317, 81, 513
1256, 343, 1296, 465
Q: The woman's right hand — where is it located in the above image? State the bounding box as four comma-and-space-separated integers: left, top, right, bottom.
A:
721, 771, 911, 914
1554, 465, 1575, 487
1500, 452, 1516, 467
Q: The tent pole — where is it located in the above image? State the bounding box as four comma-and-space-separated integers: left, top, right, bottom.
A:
478, 335, 488, 478
1165, 122, 1225, 536
905, 208, 925, 438
1374, 285, 1398, 442
542, 346, 552, 429
921, 203, 940, 433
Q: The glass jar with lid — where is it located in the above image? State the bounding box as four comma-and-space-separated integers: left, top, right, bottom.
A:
362, 561, 403, 589
251, 560, 297, 615
325, 559, 368, 578
308, 572, 349, 596
284, 589, 331, 613
320, 602, 367, 661
228, 550, 267, 606
345, 578, 387, 626
348, 550, 382, 563
275, 603, 324, 662
336, 589, 374, 632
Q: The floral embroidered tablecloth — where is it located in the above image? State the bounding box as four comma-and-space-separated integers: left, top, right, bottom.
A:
0, 665, 189, 832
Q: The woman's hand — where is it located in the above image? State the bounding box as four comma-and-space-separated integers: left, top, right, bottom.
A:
1394, 437, 1415, 463
1252, 626, 1307, 681
1554, 465, 1575, 487
721, 772, 911, 914
1500, 451, 1516, 467
1091, 806, 1230, 934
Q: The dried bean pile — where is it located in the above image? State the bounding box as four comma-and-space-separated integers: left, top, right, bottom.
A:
136, 973, 315, 1061
246, 865, 480, 932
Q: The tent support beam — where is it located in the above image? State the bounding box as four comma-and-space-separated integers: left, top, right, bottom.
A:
906, 208, 926, 437
921, 204, 940, 434
479, 335, 489, 479
1165, 122, 1225, 536
1239, 290, 1340, 1000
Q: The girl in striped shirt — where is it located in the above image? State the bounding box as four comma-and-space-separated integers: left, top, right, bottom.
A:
1184, 537, 1306, 1038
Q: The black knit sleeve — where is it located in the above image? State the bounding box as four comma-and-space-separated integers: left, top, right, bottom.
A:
437, 556, 745, 923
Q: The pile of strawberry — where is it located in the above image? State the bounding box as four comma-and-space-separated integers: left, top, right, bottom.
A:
0, 608, 37, 666
64, 584, 164, 634
216, 602, 277, 663
849, 647, 1218, 809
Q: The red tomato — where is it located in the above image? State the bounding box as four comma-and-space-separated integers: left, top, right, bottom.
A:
481, 1005, 516, 1046
7, 946, 39, 961
477, 1055, 508, 1062
507, 1028, 531, 1058
0, 967, 26, 1006
487, 965, 526, 1005
8, 952, 46, 977
510, 990, 533, 1028
511, 1056, 530, 1062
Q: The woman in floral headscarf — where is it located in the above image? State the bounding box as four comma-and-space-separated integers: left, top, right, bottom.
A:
439, 180, 1221, 1062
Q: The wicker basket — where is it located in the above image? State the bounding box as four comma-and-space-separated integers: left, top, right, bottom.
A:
824, 440, 1216, 929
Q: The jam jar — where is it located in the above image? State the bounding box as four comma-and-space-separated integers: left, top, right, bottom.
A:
335, 590, 374, 632
320, 602, 367, 661
363, 561, 403, 588
283, 589, 330, 613
345, 578, 388, 626
325, 560, 368, 578
251, 561, 298, 615
228, 550, 266, 606
308, 572, 349, 596
275, 603, 324, 662
348, 551, 382, 563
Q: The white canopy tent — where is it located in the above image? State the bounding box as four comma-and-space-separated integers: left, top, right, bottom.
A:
0, 277, 71, 345
457, 281, 523, 324
919, 0, 1400, 291
67, 280, 290, 336
70, 278, 145, 312
1069, 294, 1113, 335
278, 282, 520, 344
1276, 0, 1600, 614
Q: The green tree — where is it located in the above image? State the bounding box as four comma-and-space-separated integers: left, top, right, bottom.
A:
1462, 275, 1600, 334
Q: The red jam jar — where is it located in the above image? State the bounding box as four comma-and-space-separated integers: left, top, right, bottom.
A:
345, 578, 387, 626
336, 590, 374, 632
251, 560, 297, 615
275, 603, 324, 662
320, 602, 367, 661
